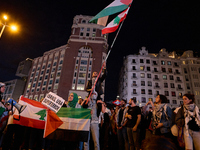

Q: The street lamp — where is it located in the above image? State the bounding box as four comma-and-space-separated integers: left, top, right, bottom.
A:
0, 15, 17, 38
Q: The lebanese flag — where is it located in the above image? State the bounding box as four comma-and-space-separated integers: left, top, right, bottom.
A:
13, 96, 48, 129
102, 7, 130, 34
90, 0, 132, 22
44, 107, 91, 142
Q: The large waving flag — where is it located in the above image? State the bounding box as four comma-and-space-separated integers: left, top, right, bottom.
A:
90, 0, 132, 22
13, 96, 51, 129
44, 107, 91, 142
102, 7, 130, 34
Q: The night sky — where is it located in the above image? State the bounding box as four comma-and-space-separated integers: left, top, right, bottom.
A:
1, 0, 200, 101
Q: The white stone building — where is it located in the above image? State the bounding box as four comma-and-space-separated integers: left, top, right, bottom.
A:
118, 47, 194, 108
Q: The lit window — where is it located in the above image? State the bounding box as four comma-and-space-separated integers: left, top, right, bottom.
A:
141, 73, 145, 78
163, 75, 167, 80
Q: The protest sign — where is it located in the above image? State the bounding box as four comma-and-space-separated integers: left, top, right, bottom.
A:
42, 92, 65, 113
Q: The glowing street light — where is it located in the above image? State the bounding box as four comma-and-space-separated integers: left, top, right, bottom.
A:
0, 15, 18, 38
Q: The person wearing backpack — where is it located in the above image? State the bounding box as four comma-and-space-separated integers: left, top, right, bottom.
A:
175, 94, 200, 150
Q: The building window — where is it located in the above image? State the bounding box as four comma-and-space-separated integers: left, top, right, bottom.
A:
165, 91, 169, 96
81, 60, 87, 65
132, 66, 136, 70
163, 75, 167, 80
154, 68, 158, 72
168, 68, 172, 73
154, 75, 159, 79
78, 79, 85, 84
153, 61, 157, 65
49, 80, 53, 85
133, 89, 137, 94
132, 59, 136, 63
55, 79, 59, 84
79, 73, 86, 78
140, 59, 144, 63
147, 67, 151, 71
147, 74, 151, 78
164, 83, 168, 88
59, 60, 63, 64
170, 83, 175, 88
142, 97, 146, 103
80, 32, 84, 36
172, 100, 177, 104
171, 92, 176, 97
162, 67, 166, 72
45, 75, 48, 80
141, 81, 145, 86
184, 68, 187, 73
38, 82, 41, 87
169, 75, 174, 80
146, 59, 150, 64
167, 61, 171, 65
141, 73, 145, 78
161, 61, 165, 65
43, 81, 47, 86
133, 81, 137, 86
148, 81, 152, 86
141, 89, 145, 94
148, 90, 152, 95
132, 73, 136, 78
140, 66, 144, 71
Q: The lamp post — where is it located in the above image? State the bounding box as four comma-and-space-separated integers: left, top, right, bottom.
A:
0, 15, 17, 38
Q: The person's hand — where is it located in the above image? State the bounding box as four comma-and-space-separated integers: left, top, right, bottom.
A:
91, 110, 93, 115
97, 100, 103, 104
117, 126, 122, 130
127, 114, 132, 119
156, 123, 163, 129
132, 125, 137, 131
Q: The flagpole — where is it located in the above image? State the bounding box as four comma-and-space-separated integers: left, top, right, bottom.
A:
86, 19, 126, 103
87, 4, 132, 102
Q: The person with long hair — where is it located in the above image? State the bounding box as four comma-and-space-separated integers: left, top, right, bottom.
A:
151, 94, 172, 138
175, 94, 200, 150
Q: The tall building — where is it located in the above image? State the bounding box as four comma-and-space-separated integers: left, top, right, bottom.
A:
119, 47, 191, 108
23, 15, 108, 101
180, 50, 200, 107
2, 79, 26, 101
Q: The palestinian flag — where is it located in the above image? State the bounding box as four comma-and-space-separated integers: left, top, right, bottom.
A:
13, 96, 48, 129
90, 0, 132, 22
102, 7, 130, 34
44, 107, 91, 142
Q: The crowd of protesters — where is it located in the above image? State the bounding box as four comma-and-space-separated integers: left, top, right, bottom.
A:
0, 70, 200, 150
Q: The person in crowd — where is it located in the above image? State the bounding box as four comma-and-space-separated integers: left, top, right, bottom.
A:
175, 93, 200, 150
110, 106, 118, 150
86, 64, 106, 100
63, 93, 81, 108
151, 94, 172, 138
142, 101, 155, 139
116, 99, 129, 150
126, 98, 141, 150
83, 92, 101, 150
141, 136, 178, 150
98, 101, 111, 150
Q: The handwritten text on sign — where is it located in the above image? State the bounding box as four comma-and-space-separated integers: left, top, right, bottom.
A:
42, 92, 65, 113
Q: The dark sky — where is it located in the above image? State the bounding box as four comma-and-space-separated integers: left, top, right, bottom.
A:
1, 0, 200, 100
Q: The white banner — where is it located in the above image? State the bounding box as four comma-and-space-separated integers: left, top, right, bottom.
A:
42, 92, 65, 113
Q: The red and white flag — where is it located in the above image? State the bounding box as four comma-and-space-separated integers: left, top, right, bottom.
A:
102, 7, 130, 34
13, 96, 48, 129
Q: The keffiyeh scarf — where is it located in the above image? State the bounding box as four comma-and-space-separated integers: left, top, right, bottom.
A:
184, 104, 200, 136
153, 103, 168, 124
